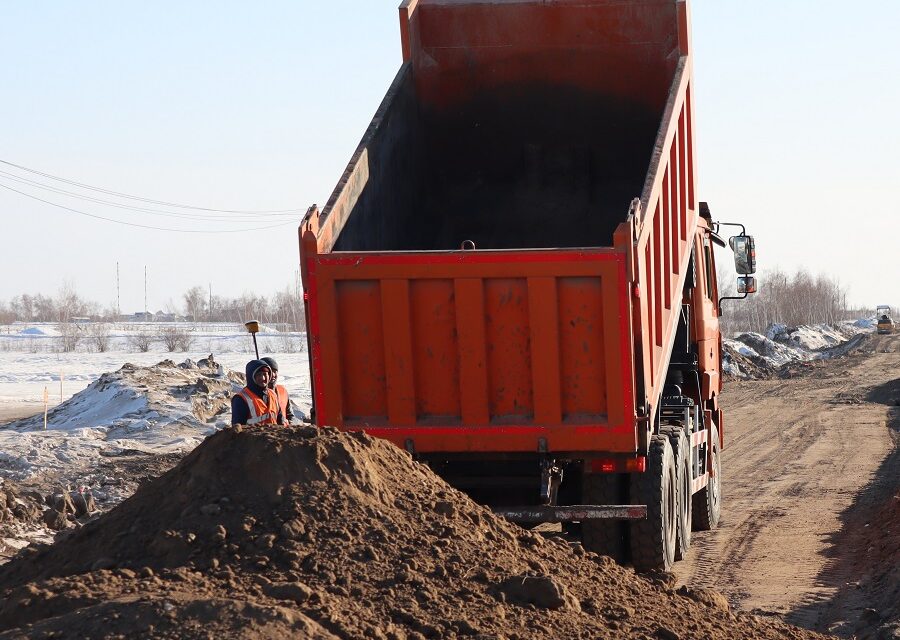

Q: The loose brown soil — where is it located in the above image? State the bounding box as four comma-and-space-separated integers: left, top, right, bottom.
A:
0, 425, 826, 639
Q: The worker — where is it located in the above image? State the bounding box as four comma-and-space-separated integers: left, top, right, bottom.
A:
261, 356, 294, 425
231, 359, 280, 426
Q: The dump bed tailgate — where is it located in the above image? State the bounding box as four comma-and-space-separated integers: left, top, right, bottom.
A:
303, 243, 637, 454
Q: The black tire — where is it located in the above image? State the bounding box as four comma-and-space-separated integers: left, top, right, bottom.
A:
661, 427, 692, 560
692, 425, 722, 531
581, 473, 628, 563
629, 435, 677, 572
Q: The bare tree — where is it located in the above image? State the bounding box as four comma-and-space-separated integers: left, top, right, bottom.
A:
183, 286, 207, 322
158, 326, 193, 352
56, 322, 82, 353
0, 301, 14, 325
276, 333, 304, 353
34, 295, 56, 322
720, 267, 849, 336
55, 281, 95, 323
88, 323, 112, 353
127, 331, 153, 353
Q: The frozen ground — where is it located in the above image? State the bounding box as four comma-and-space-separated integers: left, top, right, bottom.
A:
723, 320, 874, 378
0, 323, 313, 559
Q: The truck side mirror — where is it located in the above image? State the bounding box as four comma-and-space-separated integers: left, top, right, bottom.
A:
737, 276, 757, 294
729, 235, 756, 275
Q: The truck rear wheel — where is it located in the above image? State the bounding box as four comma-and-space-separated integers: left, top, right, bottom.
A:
692, 425, 722, 531
581, 473, 628, 563
661, 427, 692, 560
629, 435, 677, 572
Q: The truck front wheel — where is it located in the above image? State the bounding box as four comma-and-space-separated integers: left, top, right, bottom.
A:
629, 435, 677, 572
692, 425, 722, 531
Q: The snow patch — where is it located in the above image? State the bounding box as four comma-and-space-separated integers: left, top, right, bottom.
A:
724, 320, 873, 378
0, 359, 244, 482
17, 327, 46, 336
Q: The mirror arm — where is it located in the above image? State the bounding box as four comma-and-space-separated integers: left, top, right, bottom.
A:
718, 292, 749, 313
713, 221, 747, 236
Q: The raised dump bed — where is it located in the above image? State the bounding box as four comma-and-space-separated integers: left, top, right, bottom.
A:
302, 0, 698, 453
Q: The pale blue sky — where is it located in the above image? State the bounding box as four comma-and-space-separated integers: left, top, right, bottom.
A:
1, 1, 897, 312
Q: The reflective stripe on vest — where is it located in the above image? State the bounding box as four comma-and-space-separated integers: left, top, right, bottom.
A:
239, 388, 278, 426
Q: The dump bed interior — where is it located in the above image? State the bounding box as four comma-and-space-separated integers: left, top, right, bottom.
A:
328, 0, 681, 252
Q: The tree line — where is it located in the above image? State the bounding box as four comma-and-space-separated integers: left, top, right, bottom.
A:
719, 267, 849, 336
0, 281, 306, 331
0, 269, 865, 339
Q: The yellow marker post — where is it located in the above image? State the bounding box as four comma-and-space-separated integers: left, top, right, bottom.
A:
43, 386, 49, 430
244, 321, 261, 360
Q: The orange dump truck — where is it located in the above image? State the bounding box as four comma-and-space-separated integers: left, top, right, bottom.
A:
300, 0, 756, 571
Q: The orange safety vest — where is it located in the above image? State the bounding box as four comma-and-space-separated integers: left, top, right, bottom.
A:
275, 385, 290, 422
238, 386, 280, 426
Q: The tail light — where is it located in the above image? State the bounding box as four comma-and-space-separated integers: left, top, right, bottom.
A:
590, 456, 646, 473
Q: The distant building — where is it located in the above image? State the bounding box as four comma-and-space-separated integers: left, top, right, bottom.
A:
70, 317, 92, 324
131, 311, 154, 321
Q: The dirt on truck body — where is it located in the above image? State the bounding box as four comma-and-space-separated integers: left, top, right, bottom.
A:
300, 0, 758, 572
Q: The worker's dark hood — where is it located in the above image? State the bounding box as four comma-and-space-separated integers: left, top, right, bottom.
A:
244, 359, 271, 398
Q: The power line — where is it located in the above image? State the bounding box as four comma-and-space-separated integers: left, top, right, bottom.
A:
0, 170, 296, 221
0, 158, 305, 214
0, 182, 298, 234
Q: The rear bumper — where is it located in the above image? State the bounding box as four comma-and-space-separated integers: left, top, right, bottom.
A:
494, 504, 647, 522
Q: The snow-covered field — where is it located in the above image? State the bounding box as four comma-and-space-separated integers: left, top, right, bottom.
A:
0, 323, 314, 558
0, 322, 311, 412
0, 325, 312, 476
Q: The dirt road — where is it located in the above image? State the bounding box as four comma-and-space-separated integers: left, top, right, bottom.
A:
0, 405, 40, 426
679, 333, 900, 633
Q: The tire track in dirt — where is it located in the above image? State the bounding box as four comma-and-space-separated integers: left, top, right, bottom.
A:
677, 333, 900, 629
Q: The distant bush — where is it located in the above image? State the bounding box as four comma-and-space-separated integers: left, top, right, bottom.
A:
127, 331, 153, 353
276, 333, 305, 353
56, 322, 81, 353
88, 323, 112, 353
158, 326, 193, 352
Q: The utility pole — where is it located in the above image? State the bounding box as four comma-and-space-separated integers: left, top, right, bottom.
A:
208, 283, 212, 322
116, 262, 120, 318
144, 266, 148, 318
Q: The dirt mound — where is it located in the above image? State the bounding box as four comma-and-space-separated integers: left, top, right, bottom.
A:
0, 482, 42, 529
0, 426, 827, 639
723, 344, 774, 380
724, 325, 874, 380
0, 480, 48, 565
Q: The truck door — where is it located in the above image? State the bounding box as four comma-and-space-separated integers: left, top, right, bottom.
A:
694, 231, 721, 402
